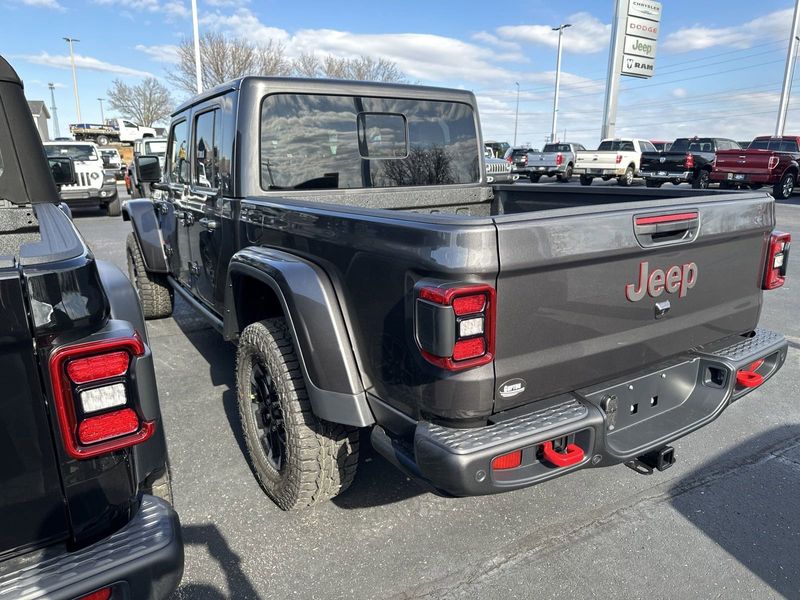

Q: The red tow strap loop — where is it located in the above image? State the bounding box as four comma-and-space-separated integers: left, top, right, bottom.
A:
736, 359, 766, 388
542, 440, 584, 468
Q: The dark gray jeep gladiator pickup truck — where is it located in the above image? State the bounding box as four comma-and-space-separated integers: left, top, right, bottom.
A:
125, 76, 790, 510
0, 56, 182, 599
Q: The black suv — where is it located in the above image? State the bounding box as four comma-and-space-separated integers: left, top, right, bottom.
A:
0, 56, 183, 599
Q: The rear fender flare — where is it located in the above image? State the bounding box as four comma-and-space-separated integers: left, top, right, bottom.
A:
224, 247, 374, 427
122, 199, 168, 273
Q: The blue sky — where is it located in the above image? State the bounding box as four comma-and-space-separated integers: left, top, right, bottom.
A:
3, 0, 799, 147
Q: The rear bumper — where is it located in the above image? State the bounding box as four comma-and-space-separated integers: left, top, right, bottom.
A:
574, 167, 623, 176
373, 329, 787, 497
0, 495, 183, 600
640, 170, 692, 182
487, 172, 519, 183
60, 183, 118, 206
710, 170, 774, 184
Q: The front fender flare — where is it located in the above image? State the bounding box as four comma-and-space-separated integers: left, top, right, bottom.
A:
224, 247, 374, 428
122, 199, 168, 273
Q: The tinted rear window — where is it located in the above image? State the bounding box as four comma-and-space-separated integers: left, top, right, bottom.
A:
44, 144, 98, 160
260, 94, 479, 190
597, 140, 634, 151
543, 144, 571, 152
748, 139, 799, 152
670, 138, 717, 152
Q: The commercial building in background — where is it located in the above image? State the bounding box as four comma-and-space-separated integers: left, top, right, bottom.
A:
27, 100, 50, 141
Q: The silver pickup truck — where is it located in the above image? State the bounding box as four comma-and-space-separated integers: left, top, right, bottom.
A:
527, 142, 586, 183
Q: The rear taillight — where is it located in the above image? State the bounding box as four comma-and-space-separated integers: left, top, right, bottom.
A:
615, 153, 622, 164
763, 231, 791, 290
685, 153, 695, 169
768, 156, 780, 170
78, 588, 113, 600
556, 153, 564, 166
522, 154, 528, 165
416, 283, 496, 371
49, 335, 155, 459
506, 155, 513, 164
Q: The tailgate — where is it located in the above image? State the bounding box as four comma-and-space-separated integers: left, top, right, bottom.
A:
576, 151, 618, 170
641, 152, 687, 173
492, 194, 772, 412
532, 153, 558, 168
0, 263, 68, 556
715, 150, 772, 175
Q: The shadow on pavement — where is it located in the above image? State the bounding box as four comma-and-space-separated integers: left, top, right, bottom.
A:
173, 524, 260, 600
670, 424, 800, 598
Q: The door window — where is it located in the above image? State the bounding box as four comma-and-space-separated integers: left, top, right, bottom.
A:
167, 119, 189, 184
193, 109, 219, 189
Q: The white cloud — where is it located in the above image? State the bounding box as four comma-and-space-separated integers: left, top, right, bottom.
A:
663, 8, 793, 52
471, 31, 523, 55
672, 87, 688, 98
204, 0, 248, 6
18, 52, 154, 78
21, 0, 64, 9
92, 0, 187, 19
26, 79, 67, 88
135, 44, 181, 63
496, 12, 611, 54
200, 9, 290, 43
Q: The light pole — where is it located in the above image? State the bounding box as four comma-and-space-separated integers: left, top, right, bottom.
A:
191, 0, 203, 93
551, 23, 571, 143
48, 83, 60, 138
513, 81, 520, 146
63, 37, 81, 122
776, 0, 800, 136
97, 98, 105, 123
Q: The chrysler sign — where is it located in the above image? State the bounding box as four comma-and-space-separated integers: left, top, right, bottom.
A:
628, 0, 662, 21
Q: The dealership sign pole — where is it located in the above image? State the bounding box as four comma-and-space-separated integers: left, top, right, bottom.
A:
601, 0, 662, 140
775, 0, 800, 136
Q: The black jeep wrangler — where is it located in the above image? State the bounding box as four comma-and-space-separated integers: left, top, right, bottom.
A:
0, 56, 183, 599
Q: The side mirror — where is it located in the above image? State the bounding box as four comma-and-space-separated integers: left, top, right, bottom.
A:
49, 156, 76, 186
135, 155, 162, 183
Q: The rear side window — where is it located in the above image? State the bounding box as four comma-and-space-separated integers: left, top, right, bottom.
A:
260, 93, 479, 190
194, 109, 219, 189
639, 141, 657, 153
167, 119, 189, 184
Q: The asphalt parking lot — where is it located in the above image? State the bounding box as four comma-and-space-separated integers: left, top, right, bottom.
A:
74, 181, 800, 599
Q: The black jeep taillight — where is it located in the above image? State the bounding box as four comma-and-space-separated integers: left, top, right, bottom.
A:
49, 334, 155, 459
763, 231, 791, 290
415, 283, 496, 371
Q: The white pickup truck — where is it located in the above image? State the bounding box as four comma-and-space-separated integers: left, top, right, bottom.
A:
574, 138, 657, 186
70, 118, 157, 146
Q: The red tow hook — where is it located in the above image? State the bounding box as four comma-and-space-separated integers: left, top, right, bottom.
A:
541, 440, 584, 468
736, 359, 765, 389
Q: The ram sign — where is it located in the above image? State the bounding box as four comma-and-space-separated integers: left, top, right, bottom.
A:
621, 0, 661, 79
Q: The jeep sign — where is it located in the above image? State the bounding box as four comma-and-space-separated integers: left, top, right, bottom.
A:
624, 34, 657, 59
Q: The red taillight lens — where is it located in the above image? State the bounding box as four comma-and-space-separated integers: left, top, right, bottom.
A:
78, 588, 113, 600
416, 283, 496, 371
522, 154, 528, 165
492, 450, 522, 470
49, 335, 155, 459
763, 231, 791, 290
452, 294, 486, 315
506, 155, 513, 164
615, 153, 622, 164
78, 408, 140, 444
768, 156, 779, 170
453, 337, 486, 361
66, 351, 130, 384
556, 153, 563, 166
685, 153, 694, 169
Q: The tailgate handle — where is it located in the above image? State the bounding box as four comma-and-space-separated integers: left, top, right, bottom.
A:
634, 211, 699, 247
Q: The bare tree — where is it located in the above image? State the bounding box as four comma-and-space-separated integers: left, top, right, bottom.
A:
169, 31, 292, 95
314, 55, 406, 82
294, 52, 322, 78
107, 77, 173, 127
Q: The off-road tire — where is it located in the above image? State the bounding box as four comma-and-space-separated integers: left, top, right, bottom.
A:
236, 318, 359, 510
773, 171, 795, 200
126, 233, 173, 319
579, 175, 593, 186
106, 195, 121, 217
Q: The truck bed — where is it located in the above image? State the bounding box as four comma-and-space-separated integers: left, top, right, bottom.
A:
241, 184, 771, 419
